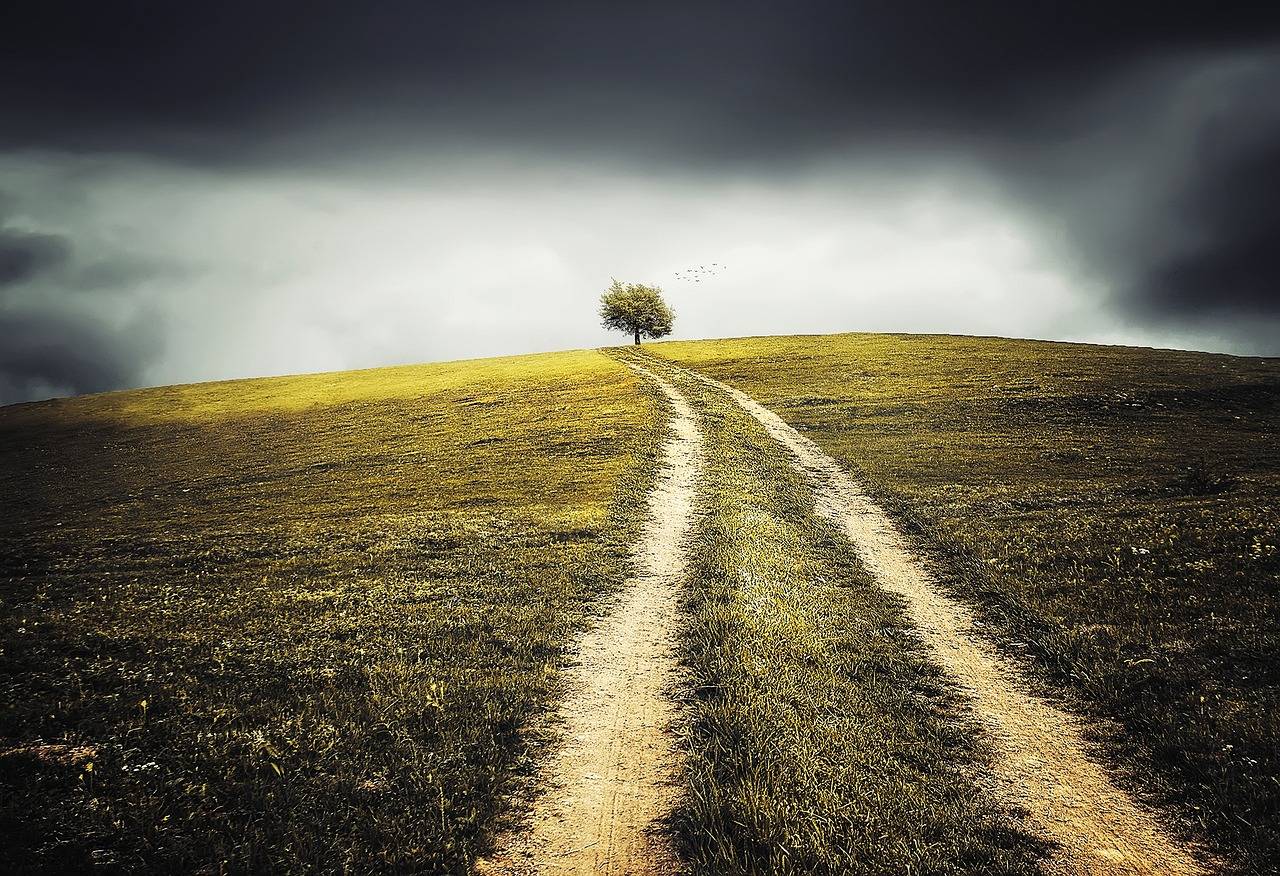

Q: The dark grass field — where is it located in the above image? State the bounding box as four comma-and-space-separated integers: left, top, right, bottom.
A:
653, 333, 1280, 874
4, 332, 1278, 874
0, 351, 664, 873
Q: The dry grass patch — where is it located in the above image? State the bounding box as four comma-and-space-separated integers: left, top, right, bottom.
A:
653, 333, 1280, 874
0, 350, 664, 873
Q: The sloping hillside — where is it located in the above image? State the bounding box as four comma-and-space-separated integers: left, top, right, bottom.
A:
651, 333, 1280, 873
3, 333, 1278, 875
0, 350, 664, 872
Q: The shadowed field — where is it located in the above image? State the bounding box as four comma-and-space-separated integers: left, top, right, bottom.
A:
652, 333, 1280, 874
0, 351, 663, 873
3, 332, 1277, 874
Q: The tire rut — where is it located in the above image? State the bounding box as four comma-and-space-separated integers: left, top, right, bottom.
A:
478, 362, 699, 876
651, 355, 1210, 876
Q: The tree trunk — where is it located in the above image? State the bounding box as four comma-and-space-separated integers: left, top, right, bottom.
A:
633, 329, 640, 345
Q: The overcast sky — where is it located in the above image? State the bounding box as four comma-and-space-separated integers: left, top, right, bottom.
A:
2, 2, 1279, 403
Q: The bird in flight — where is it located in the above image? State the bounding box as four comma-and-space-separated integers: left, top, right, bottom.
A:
673, 262, 727, 281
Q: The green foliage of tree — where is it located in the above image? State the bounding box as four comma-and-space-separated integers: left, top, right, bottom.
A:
599, 280, 675, 345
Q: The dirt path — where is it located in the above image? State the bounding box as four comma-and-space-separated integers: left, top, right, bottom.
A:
668, 361, 1208, 876
479, 363, 699, 876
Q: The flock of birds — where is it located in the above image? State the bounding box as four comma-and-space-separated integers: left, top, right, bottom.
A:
673, 263, 726, 283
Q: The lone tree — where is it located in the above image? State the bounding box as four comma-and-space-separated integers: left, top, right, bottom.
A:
599, 280, 674, 345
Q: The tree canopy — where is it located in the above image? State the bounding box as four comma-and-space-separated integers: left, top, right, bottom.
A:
599, 280, 674, 345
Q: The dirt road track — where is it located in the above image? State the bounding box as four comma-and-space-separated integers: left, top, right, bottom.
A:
671, 359, 1210, 876
479, 363, 699, 876
483, 350, 1210, 876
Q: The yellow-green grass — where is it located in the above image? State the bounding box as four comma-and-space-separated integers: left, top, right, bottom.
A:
618, 352, 1045, 875
651, 333, 1280, 874
0, 350, 664, 873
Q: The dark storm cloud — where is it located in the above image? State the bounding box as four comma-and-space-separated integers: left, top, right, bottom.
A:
1, 0, 1279, 401
5, 1, 1278, 159
0, 310, 153, 401
1133, 82, 1280, 320
0, 198, 161, 402
0, 227, 71, 287
0, 310, 124, 397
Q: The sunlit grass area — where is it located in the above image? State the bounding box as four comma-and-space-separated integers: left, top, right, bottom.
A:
639, 356, 1044, 875
0, 350, 663, 873
653, 333, 1280, 873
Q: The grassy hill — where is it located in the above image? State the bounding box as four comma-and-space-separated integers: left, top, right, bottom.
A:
650, 333, 1280, 872
2, 333, 1278, 873
0, 351, 664, 872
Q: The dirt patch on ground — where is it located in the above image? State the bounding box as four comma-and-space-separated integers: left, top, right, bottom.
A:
479, 364, 699, 875
691, 366, 1209, 876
